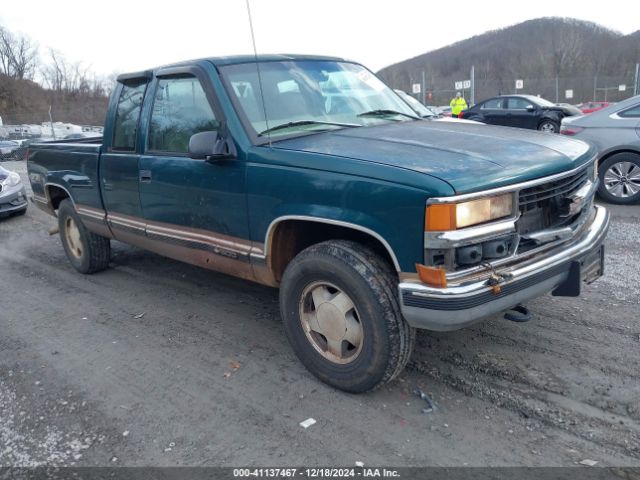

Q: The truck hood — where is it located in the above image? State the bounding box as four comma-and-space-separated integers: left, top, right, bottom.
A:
272, 121, 594, 194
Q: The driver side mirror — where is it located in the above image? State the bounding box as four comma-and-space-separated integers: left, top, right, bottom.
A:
188, 131, 236, 161
526, 105, 536, 112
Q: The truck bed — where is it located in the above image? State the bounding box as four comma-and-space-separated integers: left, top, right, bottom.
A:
28, 138, 105, 211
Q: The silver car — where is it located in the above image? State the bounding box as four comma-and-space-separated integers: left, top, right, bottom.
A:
0, 164, 28, 217
561, 95, 640, 204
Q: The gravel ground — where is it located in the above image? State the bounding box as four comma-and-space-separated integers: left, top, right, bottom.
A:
1, 159, 639, 467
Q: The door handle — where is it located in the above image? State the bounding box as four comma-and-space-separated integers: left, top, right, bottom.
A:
139, 170, 152, 183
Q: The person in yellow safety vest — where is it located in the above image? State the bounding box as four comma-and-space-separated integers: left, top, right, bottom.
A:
450, 92, 468, 117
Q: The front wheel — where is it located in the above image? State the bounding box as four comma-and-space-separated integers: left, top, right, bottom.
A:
597, 153, 640, 204
538, 119, 559, 133
58, 199, 111, 273
279, 240, 415, 393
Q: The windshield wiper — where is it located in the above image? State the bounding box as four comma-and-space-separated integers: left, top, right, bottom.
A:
357, 109, 420, 120
258, 120, 360, 136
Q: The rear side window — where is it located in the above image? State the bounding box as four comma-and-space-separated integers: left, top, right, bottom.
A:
508, 98, 534, 110
618, 105, 640, 118
112, 81, 147, 151
482, 98, 503, 109
148, 76, 219, 153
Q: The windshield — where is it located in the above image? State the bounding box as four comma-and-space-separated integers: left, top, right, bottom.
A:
220, 60, 418, 139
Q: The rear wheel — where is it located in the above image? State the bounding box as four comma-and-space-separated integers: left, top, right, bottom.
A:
279, 240, 415, 393
58, 199, 111, 273
597, 153, 640, 204
538, 119, 559, 133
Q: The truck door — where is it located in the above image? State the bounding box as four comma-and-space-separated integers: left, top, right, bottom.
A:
137, 66, 251, 275
100, 75, 149, 242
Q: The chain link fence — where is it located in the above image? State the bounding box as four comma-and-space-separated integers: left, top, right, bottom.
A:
394, 72, 639, 109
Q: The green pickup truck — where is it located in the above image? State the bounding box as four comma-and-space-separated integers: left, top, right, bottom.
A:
28, 55, 609, 392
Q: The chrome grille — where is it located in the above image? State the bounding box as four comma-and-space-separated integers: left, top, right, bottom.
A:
516, 166, 591, 247
519, 168, 589, 208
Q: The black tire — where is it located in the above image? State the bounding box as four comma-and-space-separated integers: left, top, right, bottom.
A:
58, 199, 111, 273
597, 153, 640, 205
279, 240, 415, 393
538, 119, 559, 133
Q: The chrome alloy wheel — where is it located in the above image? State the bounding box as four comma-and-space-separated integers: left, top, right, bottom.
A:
64, 216, 83, 259
604, 161, 640, 198
299, 281, 364, 364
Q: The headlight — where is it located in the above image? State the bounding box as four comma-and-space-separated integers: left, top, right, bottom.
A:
1, 172, 22, 188
426, 193, 514, 231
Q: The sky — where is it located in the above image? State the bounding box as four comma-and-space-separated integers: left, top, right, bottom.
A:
1, 0, 638, 77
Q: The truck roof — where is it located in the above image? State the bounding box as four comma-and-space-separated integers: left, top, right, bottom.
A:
116, 54, 350, 83
208, 54, 347, 66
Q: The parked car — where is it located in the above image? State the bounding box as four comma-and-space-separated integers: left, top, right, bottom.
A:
28, 55, 609, 392
561, 95, 640, 204
576, 102, 612, 114
0, 140, 21, 160
0, 164, 28, 217
394, 90, 482, 124
555, 103, 582, 116
460, 95, 580, 133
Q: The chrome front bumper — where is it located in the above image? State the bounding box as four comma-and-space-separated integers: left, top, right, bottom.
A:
0, 184, 28, 215
399, 204, 610, 331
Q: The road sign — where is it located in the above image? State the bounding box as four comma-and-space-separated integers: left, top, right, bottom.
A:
565, 89, 574, 99
463, 80, 471, 89
515, 79, 524, 90
619, 84, 626, 91
412, 83, 421, 94
455, 81, 463, 90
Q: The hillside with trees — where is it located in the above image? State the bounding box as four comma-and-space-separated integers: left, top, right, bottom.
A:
377, 18, 640, 105
0, 24, 110, 126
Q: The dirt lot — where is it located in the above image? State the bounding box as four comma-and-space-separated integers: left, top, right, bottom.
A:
1, 159, 639, 467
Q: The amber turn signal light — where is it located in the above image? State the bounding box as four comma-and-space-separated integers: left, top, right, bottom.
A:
424, 204, 456, 231
416, 263, 448, 288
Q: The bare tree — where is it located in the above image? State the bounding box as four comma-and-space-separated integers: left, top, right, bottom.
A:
0, 24, 38, 79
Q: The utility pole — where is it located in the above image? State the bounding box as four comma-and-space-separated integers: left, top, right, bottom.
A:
48, 105, 56, 140
421, 70, 426, 105
470, 65, 475, 105
634, 63, 639, 97
593, 75, 597, 102
555, 76, 559, 103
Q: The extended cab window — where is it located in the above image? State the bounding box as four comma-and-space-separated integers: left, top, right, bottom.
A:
148, 76, 219, 153
112, 81, 147, 151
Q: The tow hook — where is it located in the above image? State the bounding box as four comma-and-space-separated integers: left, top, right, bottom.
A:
483, 262, 513, 295
504, 304, 532, 323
